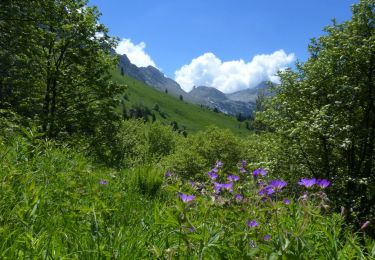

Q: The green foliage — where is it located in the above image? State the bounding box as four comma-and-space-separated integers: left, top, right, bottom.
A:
0, 0, 125, 138
258, 0, 375, 227
91, 119, 148, 168
147, 122, 178, 161
125, 166, 165, 197
163, 127, 244, 179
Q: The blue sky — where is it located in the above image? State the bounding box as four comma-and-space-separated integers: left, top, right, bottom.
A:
89, 0, 357, 93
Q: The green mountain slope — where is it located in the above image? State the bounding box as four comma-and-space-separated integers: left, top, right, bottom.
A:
111, 69, 251, 136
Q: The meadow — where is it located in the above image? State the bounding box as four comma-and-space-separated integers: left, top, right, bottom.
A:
0, 129, 374, 259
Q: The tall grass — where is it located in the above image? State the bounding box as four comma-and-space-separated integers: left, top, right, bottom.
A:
0, 134, 373, 258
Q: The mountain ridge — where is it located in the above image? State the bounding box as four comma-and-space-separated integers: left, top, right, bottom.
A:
118, 53, 267, 116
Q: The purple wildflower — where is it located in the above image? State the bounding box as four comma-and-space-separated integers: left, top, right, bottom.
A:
215, 161, 223, 168
263, 234, 271, 241
214, 182, 223, 193
214, 182, 233, 193
227, 174, 240, 182
100, 180, 107, 185
257, 181, 266, 187
189, 180, 196, 188
316, 179, 331, 188
208, 170, 219, 180
258, 186, 275, 196
239, 160, 247, 173
165, 171, 171, 178
179, 193, 196, 203
235, 194, 243, 200
360, 221, 371, 230
252, 168, 268, 177
269, 179, 287, 191
298, 178, 317, 188
247, 220, 259, 228
283, 198, 291, 205
222, 182, 233, 192
189, 227, 196, 233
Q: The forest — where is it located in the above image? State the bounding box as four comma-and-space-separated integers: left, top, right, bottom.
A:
0, 0, 374, 258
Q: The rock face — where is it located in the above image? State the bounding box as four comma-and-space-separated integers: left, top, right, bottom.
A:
226, 81, 269, 103
118, 53, 268, 117
188, 86, 255, 117
119, 54, 186, 97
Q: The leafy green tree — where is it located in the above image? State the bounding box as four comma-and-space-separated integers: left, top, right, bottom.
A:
260, 0, 375, 225
0, 0, 124, 138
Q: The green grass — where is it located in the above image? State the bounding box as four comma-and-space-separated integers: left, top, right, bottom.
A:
1, 134, 373, 259
111, 69, 251, 136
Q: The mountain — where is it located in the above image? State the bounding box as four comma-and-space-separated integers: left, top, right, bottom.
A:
118, 53, 266, 117
111, 70, 252, 136
188, 86, 255, 117
226, 81, 269, 103
119, 54, 186, 97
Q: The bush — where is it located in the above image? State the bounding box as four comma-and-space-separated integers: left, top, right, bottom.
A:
91, 119, 147, 168
162, 126, 244, 179
147, 122, 178, 161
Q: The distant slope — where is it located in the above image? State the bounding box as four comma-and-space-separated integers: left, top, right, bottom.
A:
119, 54, 186, 97
111, 69, 251, 136
188, 86, 255, 117
227, 81, 269, 103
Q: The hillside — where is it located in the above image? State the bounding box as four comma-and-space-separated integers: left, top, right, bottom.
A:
111, 69, 251, 136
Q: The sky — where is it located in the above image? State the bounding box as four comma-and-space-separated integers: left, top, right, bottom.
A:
88, 0, 357, 93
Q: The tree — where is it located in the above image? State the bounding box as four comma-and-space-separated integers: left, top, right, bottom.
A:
179, 94, 183, 101
0, 0, 124, 138
260, 0, 375, 226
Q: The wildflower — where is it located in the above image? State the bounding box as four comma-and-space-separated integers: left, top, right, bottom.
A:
100, 180, 107, 185
208, 170, 218, 180
179, 193, 196, 203
258, 186, 274, 196
298, 178, 316, 188
360, 221, 371, 230
247, 220, 259, 228
235, 194, 243, 200
214, 182, 223, 193
252, 168, 268, 177
316, 179, 331, 188
257, 181, 266, 187
165, 171, 171, 178
222, 182, 233, 192
215, 161, 223, 168
269, 179, 287, 191
241, 160, 247, 168
188, 227, 195, 233
240, 160, 247, 173
227, 174, 240, 182
283, 198, 291, 205
214, 182, 233, 193
263, 234, 271, 241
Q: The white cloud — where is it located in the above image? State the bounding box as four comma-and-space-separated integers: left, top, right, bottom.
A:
174, 50, 295, 93
116, 38, 157, 68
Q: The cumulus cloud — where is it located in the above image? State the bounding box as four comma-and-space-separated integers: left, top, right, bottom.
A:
116, 38, 157, 68
174, 50, 295, 93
